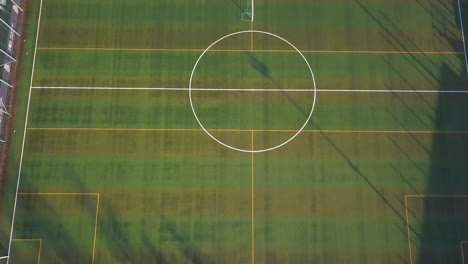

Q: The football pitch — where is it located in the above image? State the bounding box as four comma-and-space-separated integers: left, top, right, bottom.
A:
1, 0, 468, 263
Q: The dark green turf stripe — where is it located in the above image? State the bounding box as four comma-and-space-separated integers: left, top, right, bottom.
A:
32, 49, 466, 90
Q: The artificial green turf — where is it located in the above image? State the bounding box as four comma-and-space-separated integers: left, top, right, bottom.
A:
32, 49, 466, 89
406, 197, 468, 264
13, 194, 98, 263
27, 89, 468, 131
255, 0, 463, 52
38, 0, 249, 49
2, 0, 468, 263
8, 241, 40, 264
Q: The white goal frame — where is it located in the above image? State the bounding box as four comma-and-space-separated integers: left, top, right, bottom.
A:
241, 0, 254, 21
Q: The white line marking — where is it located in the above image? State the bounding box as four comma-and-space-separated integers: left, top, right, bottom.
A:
31, 86, 190, 91
457, 0, 468, 76
7, 1, 43, 263
30, 86, 468, 93
7, 1, 466, 262
189, 30, 317, 153
316, 89, 468, 93
32, 86, 313, 92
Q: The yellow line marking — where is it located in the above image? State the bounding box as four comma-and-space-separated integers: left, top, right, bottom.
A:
28, 127, 206, 132
26, 127, 468, 134
404, 196, 413, 264
11, 239, 42, 264
92, 193, 100, 264
38, 239, 42, 263
38, 47, 207, 52
311, 130, 468, 134
17, 192, 100, 263
405, 194, 468, 198
36, 47, 463, 55
404, 195, 468, 264
462, 241, 467, 264
251, 130, 255, 264
18, 192, 99, 196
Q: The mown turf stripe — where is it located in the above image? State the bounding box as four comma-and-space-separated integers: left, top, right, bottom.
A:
25, 127, 468, 134
30, 86, 468, 93
17, 192, 100, 263
10, 239, 42, 264
36, 47, 464, 54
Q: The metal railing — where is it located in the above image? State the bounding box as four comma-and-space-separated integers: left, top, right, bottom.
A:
0, 0, 22, 145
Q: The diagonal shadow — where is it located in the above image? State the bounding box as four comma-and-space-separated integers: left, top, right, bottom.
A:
231, 0, 246, 13
160, 216, 208, 264
416, 63, 468, 264
245, 52, 311, 117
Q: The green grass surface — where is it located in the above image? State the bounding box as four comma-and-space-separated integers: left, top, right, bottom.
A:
33, 50, 466, 89
1, 0, 468, 263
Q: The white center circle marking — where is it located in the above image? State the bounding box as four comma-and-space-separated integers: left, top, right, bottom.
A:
189, 30, 317, 153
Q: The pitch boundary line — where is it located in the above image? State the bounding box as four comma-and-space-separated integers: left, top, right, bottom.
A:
404, 195, 468, 264
7, 0, 43, 263
35, 47, 464, 55
456, 0, 468, 76
30, 86, 468, 93
17, 192, 100, 264
11, 239, 42, 264
250, 10, 254, 51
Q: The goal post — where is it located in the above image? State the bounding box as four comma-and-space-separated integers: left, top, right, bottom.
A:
240, 0, 254, 21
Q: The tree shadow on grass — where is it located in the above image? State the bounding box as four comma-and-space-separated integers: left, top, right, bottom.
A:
230, 0, 247, 14
416, 63, 468, 264
380, 1, 468, 261
8, 175, 90, 263
246, 52, 415, 231
247, 53, 271, 79
160, 216, 208, 264
245, 52, 312, 117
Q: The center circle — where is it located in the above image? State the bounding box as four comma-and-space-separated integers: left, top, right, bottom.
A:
189, 30, 317, 153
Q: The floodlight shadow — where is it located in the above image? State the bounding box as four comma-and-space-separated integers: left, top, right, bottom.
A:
307, 120, 409, 226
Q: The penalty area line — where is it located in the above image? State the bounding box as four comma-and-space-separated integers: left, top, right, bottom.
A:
30, 86, 468, 93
